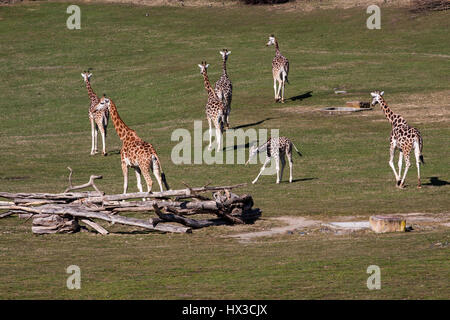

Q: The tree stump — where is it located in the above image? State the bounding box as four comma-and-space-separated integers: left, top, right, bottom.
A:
369, 215, 406, 233
32, 214, 79, 234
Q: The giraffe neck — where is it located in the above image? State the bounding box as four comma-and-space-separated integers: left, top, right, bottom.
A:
108, 100, 134, 141
85, 79, 98, 105
222, 57, 227, 76
274, 39, 281, 56
202, 72, 216, 99
379, 99, 397, 125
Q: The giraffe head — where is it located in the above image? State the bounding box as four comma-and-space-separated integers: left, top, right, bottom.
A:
95, 94, 110, 112
81, 69, 93, 82
198, 61, 209, 74
266, 35, 276, 47
219, 49, 231, 61
370, 90, 385, 106
245, 144, 259, 165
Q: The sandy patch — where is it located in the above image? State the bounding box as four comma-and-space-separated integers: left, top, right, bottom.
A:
229, 216, 319, 241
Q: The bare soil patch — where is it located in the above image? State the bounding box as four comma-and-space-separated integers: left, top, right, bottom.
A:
228, 212, 450, 242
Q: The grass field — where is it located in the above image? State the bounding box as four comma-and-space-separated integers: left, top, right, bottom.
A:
0, 1, 449, 299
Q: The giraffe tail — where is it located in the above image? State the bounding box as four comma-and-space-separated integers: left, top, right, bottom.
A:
152, 154, 171, 190
292, 143, 302, 157
161, 172, 170, 191
417, 134, 425, 165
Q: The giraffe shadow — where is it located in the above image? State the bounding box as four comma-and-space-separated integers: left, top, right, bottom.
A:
222, 141, 251, 152
231, 117, 274, 130
280, 177, 317, 184
288, 91, 313, 102
107, 149, 121, 155
422, 176, 449, 187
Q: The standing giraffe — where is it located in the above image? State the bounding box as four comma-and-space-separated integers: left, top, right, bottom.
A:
371, 90, 424, 188
95, 95, 170, 194
246, 136, 302, 184
214, 49, 232, 129
198, 61, 226, 151
81, 70, 109, 156
266, 35, 289, 103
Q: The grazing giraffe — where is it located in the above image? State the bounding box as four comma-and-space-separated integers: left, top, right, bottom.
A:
246, 136, 302, 184
95, 95, 170, 194
371, 90, 424, 188
266, 35, 289, 103
198, 61, 226, 151
81, 70, 109, 156
214, 49, 232, 129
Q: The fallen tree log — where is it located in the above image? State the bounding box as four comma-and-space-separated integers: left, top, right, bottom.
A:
0, 170, 260, 235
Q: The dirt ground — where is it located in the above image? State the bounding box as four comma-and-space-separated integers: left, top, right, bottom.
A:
229, 212, 450, 242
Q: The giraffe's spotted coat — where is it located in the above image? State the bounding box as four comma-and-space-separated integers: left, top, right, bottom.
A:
371, 90, 424, 188
81, 71, 109, 156
96, 97, 169, 194
214, 49, 232, 129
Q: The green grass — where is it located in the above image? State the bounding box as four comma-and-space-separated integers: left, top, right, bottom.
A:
0, 2, 449, 299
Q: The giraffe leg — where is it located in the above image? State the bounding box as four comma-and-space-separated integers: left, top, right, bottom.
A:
207, 117, 213, 151
99, 125, 107, 156
397, 151, 403, 186
134, 167, 143, 193
399, 152, 411, 188
276, 79, 282, 103
90, 118, 96, 155
281, 79, 285, 103
287, 152, 293, 183
388, 142, 400, 185
140, 162, 154, 194
121, 162, 128, 194
280, 156, 286, 183
215, 124, 222, 151
273, 77, 278, 101
253, 157, 271, 184
275, 157, 280, 184
414, 142, 421, 188
93, 122, 99, 154
152, 160, 164, 192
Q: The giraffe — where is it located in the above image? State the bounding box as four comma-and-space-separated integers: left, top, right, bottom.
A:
266, 35, 289, 103
214, 49, 232, 129
95, 95, 170, 194
371, 90, 424, 188
81, 70, 109, 156
198, 61, 226, 151
246, 136, 302, 184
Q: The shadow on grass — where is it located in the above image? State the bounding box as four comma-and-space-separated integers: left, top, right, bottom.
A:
288, 91, 313, 102
423, 176, 449, 187
281, 177, 317, 184
231, 117, 274, 130
107, 149, 121, 155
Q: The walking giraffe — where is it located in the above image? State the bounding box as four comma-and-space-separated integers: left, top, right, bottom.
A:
371, 90, 424, 188
266, 35, 289, 103
95, 95, 170, 194
246, 137, 302, 184
81, 70, 109, 156
198, 61, 226, 151
214, 49, 232, 129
